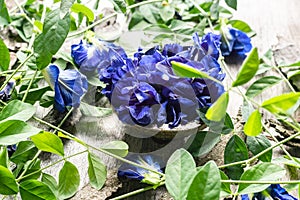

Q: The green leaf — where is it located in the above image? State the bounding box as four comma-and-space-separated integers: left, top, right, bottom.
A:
0, 146, 8, 167
289, 70, 300, 90
210, 0, 219, 20
225, 0, 237, 10
88, 153, 107, 190
220, 170, 231, 198
80, 102, 112, 118
39, 91, 54, 108
224, 135, 248, 180
71, 3, 94, 22
60, 0, 75, 18
238, 163, 285, 194
0, 165, 18, 195
22, 158, 41, 181
261, 92, 300, 115
205, 92, 229, 121
0, 100, 36, 122
58, 161, 80, 199
31, 131, 64, 156
10, 141, 38, 164
0, 38, 10, 71
42, 173, 58, 197
0, 120, 41, 145
171, 61, 222, 83
34, 9, 70, 70
112, 0, 127, 13
159, 5, 175, 22
246, 135, 272, 162
0, 0, 11, 26
228, 20, 254, 35
20, 180, 56, 200
188, 131, 220, 157
241, 100, 254, 121
245, 76, 282, 98
232, 47, 260, 87
19, 86, 51, 105
165, 149, 196, 200
222, 113, 234, 134
187, 161, 221, 200
100, 141, 128, 157
243, 110, 262, 136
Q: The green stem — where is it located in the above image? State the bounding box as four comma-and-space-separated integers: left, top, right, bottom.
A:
189, 0, 214, 31
262, 123, 296, 163
53, 107, 74, 134
88, 145, 165, 177
221, 180, 300, 184
22, 69, 39, 102
0, 53, 33, 91
21, 76, 44, 81
12, 0, 34, 25
17, 150, 42, 181
16, 150, 88, 182
68, 0, 163, 38
32, 116, 165, 177
111, 181, 165, 200
273, 66, 296, 93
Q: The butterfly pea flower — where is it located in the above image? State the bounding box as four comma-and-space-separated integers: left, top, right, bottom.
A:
241, 184, 297, 200
43, 65, 88, 112
71, 39, 127, 73
193, 32, 221, 60
7, 144, 16, 157
220, 26, 252, 58
118, 155, 163, 185
0, 81, 15, 102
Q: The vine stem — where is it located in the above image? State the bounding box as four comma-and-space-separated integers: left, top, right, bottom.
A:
0, 53, 33, 91
221, 180, 300, 184
68, 0, 163, 38
32, 116, 165, 177
189, 0, 214, 31
16, 150, 88, 182
22, 69, 38, 102
110, 181, 165, 200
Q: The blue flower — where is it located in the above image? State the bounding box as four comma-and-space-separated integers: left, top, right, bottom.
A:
71, 39, 127, 73
241, 184, 298, 200
193, 32, 221, 60
267, 184, 298, 200
220, 27, 252, 57
95, 33, 225, 128
0, 81, 14, 102
7, 144, 16, 157
43, 65, 88, 112
118, 155, 163, 185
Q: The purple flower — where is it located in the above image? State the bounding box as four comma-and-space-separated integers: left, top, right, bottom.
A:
193, 32, 221, 60
220, 27, 252, 57
118, 155, 163, 185
241, 184, 297, 200
43, 65, 88, 112
0, 81, 14, 102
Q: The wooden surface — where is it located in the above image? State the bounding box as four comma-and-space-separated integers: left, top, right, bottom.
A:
5, 0, 299, 199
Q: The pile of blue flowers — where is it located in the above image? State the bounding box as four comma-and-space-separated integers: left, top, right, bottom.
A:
42, 26, 251, 129
70, 28, 252, 129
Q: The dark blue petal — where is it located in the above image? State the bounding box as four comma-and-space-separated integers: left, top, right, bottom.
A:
0, 81, 14, 102
241, 194, 250, 200
268, 184, 298, 200
46, 65, 88, 112
71, 40, 102, 72
220, 27, 252, 58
